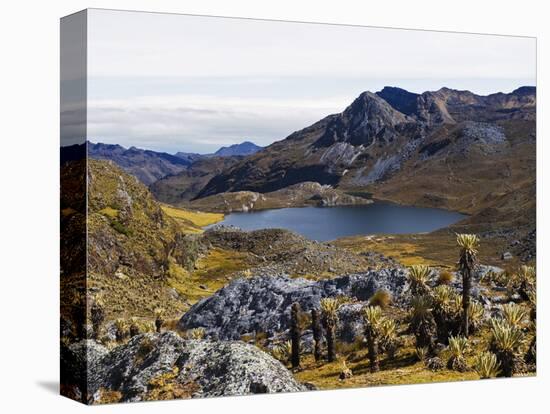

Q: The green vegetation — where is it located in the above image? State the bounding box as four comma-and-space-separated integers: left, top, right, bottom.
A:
369, 289, 392, 308
474, 352, 501, 379
320, 298, 340, 362
456, 233, 479, 337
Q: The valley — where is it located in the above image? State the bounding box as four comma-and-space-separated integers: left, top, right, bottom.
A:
61, 85, 536, 403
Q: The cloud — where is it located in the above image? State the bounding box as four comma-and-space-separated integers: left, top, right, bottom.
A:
87, 94, 347, 153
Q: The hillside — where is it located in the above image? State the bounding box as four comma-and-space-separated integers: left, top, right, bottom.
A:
150, 156, 242, 203
187, 181, 371, 213
88, 142, 194, 185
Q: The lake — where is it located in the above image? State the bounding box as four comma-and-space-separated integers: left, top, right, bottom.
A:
209, 202, 466, 241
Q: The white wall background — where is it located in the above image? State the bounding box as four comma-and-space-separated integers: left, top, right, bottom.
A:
0, 1, 546, 413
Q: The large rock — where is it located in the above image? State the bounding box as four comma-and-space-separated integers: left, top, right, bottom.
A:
178, 270, 408, 340
64, 332, 304, 403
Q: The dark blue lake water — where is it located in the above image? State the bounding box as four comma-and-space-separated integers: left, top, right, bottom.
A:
210, 202, 466, 241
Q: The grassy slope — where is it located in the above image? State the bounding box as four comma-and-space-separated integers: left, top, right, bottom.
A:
161, 204, 224, 233
334, 232, 512, 269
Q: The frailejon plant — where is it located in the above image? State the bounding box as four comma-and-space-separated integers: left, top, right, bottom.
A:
154, 308, 165, 333
447, 335, 468, 372
320, 298, 340, 362
187, 327, 206, 340
516, 265, 536, 300
474, 351, 501, 379
456, 233, 479, 337
114, 318, 128, 342
501, 303, 527, 328
407, 265, 432, 297
311, 308, 323, 362
129, 317, 140, 337
409, 295, 436, 353
467, 301, 485, 334
290, 302, 302, 368
489, 319, 525, 377
415, 346, 428, 362
378, 317, 398, 359
362, 305, 383, 372
90, 297, 105, 340
431, 285, 459, 344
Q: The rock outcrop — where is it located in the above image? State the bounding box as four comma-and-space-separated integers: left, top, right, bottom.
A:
63, 332, 305, 404
178, 270, 408, 340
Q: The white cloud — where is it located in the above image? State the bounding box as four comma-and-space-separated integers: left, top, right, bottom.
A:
85, 9, 536, 153
87, 94, 347, 153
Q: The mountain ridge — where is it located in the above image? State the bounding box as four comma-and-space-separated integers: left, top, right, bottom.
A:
190, 86, 535, 233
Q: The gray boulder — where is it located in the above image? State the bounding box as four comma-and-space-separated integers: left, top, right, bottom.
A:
65, 332, 304, 403
178, 269, 408, 340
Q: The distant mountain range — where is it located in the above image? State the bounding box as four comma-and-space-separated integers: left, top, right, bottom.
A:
65, 140, 263, 186
214, 141, 262, 157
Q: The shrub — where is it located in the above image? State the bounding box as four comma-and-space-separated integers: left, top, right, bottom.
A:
437, 270, 454, 285
111, 220, 132, 236
369, 289, 392, 309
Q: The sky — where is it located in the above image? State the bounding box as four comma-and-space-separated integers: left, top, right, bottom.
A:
80, 9, 536, 154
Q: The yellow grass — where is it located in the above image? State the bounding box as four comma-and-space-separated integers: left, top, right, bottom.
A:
98, 206, 119, 218
161, 204, 224, 232
167, 248, 250, 305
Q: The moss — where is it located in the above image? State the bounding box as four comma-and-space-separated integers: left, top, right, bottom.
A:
110, 220, 132, 236
145, 367, 199, 401
97, 389, 122, 404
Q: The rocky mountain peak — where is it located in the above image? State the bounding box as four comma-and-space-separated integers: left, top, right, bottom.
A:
314, 90, 410, 148
376, 86, 420, 116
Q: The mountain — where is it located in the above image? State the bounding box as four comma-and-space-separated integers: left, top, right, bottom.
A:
195, 86, 535, 231
150, 156, 243, 204
88, 142, 194, 186
83, 160, 202, 317
214, 141, 262, 157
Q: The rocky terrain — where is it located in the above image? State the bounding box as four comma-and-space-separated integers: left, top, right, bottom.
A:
187, 181, 371, 213
178, 270, 409, 340
62, 332, 304, 403
203, 226, 387, 277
